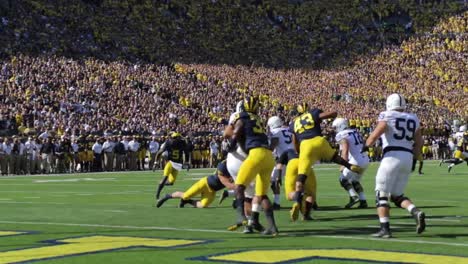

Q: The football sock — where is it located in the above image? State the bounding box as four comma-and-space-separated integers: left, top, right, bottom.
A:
156, 176, 168, 199
348, 188, 358, 197
379, 217, 390, 230
265, 207, 277, 229
359, 192, 366, 201
304, 201, 313, 217
236, 197, 247, 223
273, 194, 280, 205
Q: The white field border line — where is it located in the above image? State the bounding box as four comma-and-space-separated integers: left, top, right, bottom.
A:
0, 201, 66, 205
0, 221, 232, 234
0, 190, 145, 195
0, 166, 348, 179
0, 184, 152, 187
0, 201, 148, 207
0, 220, 467, 247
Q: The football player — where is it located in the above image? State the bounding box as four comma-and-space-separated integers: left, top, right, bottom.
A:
267, 116, 295, 210
440, 127, 468, 172
362, 93, 425, 238
156, 160, 235, 208
332, 118, 369, 209
222, 100, 258, 233
281, 149, 316, 220
289, 103, 363, 221
155, 132, 187, 200
227, 96, 278, 235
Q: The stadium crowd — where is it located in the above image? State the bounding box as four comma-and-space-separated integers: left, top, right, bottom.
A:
0, 3, 466, 175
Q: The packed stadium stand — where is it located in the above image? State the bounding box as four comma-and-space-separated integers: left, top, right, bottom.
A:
0, 0, 466, 174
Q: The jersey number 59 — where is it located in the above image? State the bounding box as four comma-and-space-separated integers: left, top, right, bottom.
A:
393, 118, 416, 141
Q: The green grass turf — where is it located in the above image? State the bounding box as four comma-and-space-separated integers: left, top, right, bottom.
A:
0, 160, 467, 264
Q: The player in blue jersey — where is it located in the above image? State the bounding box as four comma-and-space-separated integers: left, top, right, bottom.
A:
227, 96, 278, 236
290, 103, 363, 221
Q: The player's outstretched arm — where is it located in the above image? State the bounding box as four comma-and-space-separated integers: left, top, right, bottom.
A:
319, 111, 338, 120
219, 175, 236, 190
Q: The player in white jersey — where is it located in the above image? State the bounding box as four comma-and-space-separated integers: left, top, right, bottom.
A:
332, 118, 369, 209
267, 116, 295, 210
362, 93, 425, 238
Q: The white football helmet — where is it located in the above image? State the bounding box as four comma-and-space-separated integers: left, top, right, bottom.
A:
332, 118, 348, 132
386, 93, 406, 111
460, 125, 467, 132
267, 116, 283, 130
236, 100, 244, 112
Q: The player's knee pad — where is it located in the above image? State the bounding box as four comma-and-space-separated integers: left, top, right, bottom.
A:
375, 191, 390, 208
352, 181, 364, 193
297, 174, 307, 184
339, 176, 352, 190
391, 195, 409, 208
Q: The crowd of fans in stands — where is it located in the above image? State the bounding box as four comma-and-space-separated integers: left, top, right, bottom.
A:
0, 2, 465, 175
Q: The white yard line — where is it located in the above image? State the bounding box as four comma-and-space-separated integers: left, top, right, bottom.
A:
0, 201, 66, 205
23, 197, 41, 199
0, 220, 467, 247
103, 210, 127, 213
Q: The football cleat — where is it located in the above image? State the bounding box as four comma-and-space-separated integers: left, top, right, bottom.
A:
218, 190, 229, 205
345, 196, 360, 209
227, 220, 248, 231
312, 201, 319, 210
302, 214, 314, 221
415, 211, 426, 234
242, 226, 254, 234
251, 222, 265, 232
262, 227, 279, 236
358, 200, 368, 208
371, 228, 392, 238
290, 202, 300, 222
178, 199, 186, 208
156, 194, 171, 208
448, 166, 453, 173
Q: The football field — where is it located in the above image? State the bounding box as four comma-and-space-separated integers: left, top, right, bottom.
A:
0, 161, 467, 264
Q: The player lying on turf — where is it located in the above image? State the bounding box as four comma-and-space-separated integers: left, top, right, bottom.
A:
156, 160, 235, 208
280, 149, 316, 221
332, 118, 369, 209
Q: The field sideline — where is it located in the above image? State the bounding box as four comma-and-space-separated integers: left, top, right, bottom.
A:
0, 160, 467, 264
